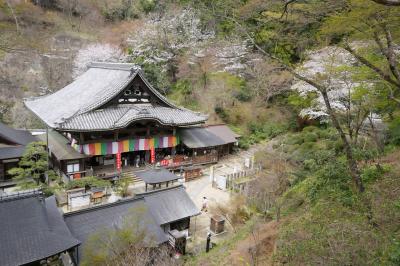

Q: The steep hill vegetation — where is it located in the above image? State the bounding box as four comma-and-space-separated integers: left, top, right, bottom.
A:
1, 0, 400, 265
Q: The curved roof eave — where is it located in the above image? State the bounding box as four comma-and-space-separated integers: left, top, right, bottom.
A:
56, 117, 207, 132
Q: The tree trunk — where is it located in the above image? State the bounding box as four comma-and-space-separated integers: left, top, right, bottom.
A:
320, 90, 365, 192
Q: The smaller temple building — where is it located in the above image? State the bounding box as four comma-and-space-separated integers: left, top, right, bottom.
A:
0, 190, 80, 266
64, 185, 199, 262
0, 122, 37, 187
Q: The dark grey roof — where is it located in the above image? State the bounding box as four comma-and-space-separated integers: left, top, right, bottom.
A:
25, 62, 207, 130
0, 145, 26, 160
205, 124, 240, 143
134, 168, 180, 184
64, 197, 168, 252
59, 105, 207, 131
179, 127, 227, 148
141, 186, 200, 225
0, 194, 80, 266
0, 122, 37, 145
37, 130, 86, 160
63, 185, 198, 260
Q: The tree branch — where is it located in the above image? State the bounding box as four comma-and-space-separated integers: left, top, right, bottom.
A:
383, 25, 400, 83
5, 0, 20, 34
343, 43, 400, 89
370, 0, 400, 6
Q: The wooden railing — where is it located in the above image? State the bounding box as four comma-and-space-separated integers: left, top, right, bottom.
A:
166, 154, 218, 169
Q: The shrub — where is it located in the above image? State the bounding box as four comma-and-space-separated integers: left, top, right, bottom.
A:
361, 164, 390, 184
303, 132, 318, 142
215, 106, 229, 122
388, 117, 400, 145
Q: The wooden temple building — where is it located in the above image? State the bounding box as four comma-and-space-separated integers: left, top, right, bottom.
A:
25, 62, 239, 181
0, 122, 37, 187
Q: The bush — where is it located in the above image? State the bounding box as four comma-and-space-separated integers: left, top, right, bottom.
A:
303, 132, 318, 142
361, 164, 390, 184
388, 117, 400, 145
215, 106, 229, 122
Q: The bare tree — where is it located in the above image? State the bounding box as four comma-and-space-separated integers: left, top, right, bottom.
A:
81, 206, 175, 266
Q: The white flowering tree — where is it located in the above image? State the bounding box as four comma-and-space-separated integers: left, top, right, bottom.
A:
72, 43, 127, 78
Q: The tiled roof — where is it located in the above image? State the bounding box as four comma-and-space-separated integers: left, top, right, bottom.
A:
25, 63, 138, 128
59, 105, 207, 131
0, 194, 80, 266
24, 62, 207, 131
0, 122, 37, 145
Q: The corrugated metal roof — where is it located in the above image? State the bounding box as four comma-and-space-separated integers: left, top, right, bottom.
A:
205, 124, 240, 143
0, 195, 80, 266
141, 186, 200, 225
179, 127, 226, 148
134, 168, 180, 184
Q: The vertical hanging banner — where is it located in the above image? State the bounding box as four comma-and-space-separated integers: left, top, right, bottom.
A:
150, 148, 155, 164
116, 152, 122, 171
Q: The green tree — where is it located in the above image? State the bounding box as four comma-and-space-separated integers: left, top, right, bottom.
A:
8, 141, 49, 187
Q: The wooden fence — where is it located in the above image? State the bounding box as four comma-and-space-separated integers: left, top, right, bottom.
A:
224, 165, 262, 194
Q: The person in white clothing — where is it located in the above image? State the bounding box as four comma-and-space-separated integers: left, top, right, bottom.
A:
201, 197, 208, 212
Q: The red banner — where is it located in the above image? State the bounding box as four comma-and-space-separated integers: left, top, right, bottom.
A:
150, 148, 155, 164
116, 152, 121, 171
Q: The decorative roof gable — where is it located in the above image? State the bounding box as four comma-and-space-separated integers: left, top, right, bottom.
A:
25, 62, 207, 131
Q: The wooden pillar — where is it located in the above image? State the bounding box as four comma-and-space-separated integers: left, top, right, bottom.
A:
79, 132, 84, 143
146, 125, 150, 137
114, 130, 119, 141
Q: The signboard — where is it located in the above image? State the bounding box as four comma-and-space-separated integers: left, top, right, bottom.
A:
150, 148, 155, 164
116, 152, 121, 171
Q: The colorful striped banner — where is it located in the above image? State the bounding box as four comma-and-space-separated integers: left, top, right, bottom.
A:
71, 135, 180, 156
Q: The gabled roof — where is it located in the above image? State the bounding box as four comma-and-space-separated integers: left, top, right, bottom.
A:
0, 122, 36, 146
25, 62, 207, 131
0, 193, 80, 266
